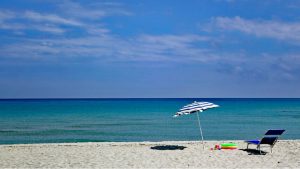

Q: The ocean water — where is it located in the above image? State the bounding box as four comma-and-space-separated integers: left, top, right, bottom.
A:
0, 98, 299, 144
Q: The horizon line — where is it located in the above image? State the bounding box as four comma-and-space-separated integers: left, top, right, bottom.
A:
0, 97, 300, 100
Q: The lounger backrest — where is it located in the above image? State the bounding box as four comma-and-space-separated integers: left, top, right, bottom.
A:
260, 137, 278, 145
265, 129, 285, 136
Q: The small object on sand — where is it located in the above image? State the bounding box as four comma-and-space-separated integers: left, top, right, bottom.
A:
221, 143, 237, 150
214, 144, 221, 150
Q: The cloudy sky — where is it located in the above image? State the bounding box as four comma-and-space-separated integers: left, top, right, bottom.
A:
0, 0, 300, 98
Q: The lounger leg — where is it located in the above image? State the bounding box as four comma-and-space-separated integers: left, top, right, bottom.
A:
257, 145, 261, 154
270, 146, 273, 153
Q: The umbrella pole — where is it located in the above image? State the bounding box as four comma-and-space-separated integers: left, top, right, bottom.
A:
196, 111, 204, 149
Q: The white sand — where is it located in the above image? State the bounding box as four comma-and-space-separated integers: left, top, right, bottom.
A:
0, 140, 299, 168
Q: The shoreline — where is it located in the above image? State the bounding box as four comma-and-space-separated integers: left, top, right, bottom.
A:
1, 140, 299, 168
1, 139, 299, 146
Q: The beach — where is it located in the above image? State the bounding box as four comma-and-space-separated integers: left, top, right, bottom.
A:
0, 140, 299, 168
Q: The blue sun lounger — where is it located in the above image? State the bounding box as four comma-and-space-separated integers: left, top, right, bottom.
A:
245, 129, 285, 154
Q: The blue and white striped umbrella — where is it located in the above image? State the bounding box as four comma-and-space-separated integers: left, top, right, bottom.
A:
173, 101, 219, 117
173, 101, 219, 149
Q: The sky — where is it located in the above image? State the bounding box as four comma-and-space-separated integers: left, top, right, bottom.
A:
0, 0, 300, 98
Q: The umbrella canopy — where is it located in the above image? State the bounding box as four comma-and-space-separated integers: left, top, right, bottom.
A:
173, 101, 219, 149
174, 101, 219, 117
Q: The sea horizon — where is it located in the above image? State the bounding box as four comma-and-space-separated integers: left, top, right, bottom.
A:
1, 97, 300, 99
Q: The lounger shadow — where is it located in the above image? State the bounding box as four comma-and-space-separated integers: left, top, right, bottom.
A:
240, 148, 267, 155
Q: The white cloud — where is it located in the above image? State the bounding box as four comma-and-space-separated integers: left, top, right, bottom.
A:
0, 22, 65, 34
139, 34, 209, 46
59, 0, 107, 19
85, 26, 110, 35
212, 16, 300, 42
0, 22, 25, 30
0, 11, 66, 34
0, 34, 216, 63
0, 10, 15, 22
32, 24, 65, 34
58, 0, 132, 20
0, 0, 131, 35
133, 35, 219, 62
24, 11, 82, 26
1, 28, 300, 81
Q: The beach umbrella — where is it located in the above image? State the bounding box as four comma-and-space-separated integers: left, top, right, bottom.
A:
173, 101, 219, 149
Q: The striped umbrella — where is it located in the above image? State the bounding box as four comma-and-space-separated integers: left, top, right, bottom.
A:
173, 101, 219, 149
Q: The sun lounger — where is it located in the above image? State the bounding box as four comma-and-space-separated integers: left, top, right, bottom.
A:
245, 129, 285, 154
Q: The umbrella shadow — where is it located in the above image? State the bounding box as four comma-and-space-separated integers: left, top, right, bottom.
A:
150, 145, 187, 150
239, 148, 267, 155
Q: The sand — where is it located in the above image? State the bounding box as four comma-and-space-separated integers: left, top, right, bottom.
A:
0, 140, 299, 168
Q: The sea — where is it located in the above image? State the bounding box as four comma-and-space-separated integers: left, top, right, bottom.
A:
0, 98, 299, 144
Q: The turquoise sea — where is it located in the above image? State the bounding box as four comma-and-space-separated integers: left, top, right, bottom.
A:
0, 98, 299, 144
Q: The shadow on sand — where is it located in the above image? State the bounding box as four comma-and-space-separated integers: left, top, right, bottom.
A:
150, 145, 187, 150
240, 149, 267, 155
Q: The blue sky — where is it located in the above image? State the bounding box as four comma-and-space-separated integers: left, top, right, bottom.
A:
0, 0, 300, 98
